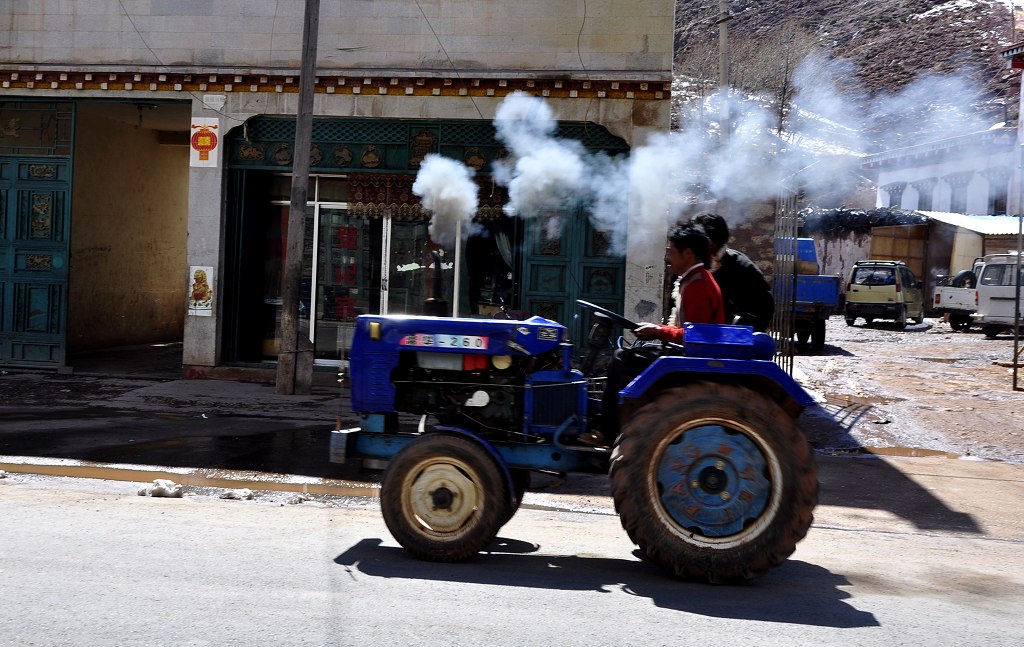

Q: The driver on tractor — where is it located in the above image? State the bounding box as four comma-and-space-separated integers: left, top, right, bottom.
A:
578, 222, 724, 447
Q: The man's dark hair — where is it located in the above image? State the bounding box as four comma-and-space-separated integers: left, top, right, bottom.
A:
668, 223, 712, 268
693, 212, 729, 247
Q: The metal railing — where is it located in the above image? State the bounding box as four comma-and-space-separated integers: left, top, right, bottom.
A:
771, 192, 801, 375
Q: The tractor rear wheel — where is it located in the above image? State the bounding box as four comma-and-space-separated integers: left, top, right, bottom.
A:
380, 433, 509, 562
610, 383, 818, 583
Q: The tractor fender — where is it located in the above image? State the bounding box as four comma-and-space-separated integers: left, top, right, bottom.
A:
619, 355, 816, 413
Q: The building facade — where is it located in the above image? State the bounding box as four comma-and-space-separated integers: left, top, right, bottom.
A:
0, 1, 675, 375
861, 127, 1017, 217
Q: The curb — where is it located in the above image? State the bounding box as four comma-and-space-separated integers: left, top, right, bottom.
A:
0, 457, 379, 499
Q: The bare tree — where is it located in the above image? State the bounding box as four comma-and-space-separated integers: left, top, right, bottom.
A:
736, 20, 820, 135
675, 18, 821, 136
673, 35, 720, 129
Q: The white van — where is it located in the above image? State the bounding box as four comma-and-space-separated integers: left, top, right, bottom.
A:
974, 252, 1024, 338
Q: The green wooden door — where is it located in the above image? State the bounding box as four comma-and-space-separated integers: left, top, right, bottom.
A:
0, 157, 72, 366
520, 207, 623, 367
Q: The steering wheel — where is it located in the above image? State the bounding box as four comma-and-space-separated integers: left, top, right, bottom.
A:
576, 299, 640, 330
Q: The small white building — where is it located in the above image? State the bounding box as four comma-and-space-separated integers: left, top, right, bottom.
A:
861, 126, 1016, 216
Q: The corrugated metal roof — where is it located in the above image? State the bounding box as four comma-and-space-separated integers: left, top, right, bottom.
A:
918, 211, 1024, 235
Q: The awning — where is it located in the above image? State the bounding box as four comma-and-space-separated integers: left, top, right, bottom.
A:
918, 211, 1024, 235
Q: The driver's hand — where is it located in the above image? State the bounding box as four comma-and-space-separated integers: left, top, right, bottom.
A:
633, 322, 661, 341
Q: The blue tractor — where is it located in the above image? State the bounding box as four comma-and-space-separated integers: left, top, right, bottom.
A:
330, 300, 818, 583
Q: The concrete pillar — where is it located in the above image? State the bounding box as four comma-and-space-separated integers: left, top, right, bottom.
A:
183, 95, 226, 368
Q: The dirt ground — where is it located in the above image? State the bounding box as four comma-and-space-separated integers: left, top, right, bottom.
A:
792, 315, 1024, 465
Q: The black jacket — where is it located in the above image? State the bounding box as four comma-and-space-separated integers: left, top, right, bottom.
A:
713, 248, 775, 332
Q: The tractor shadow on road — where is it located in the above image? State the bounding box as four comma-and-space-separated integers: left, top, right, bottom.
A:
525, 411, 984, 537
800, 402, 983, 535
334, 538, 878, 627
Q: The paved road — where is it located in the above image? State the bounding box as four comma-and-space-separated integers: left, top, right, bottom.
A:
2, 468, 1022, 647
3, 368, 1024, 644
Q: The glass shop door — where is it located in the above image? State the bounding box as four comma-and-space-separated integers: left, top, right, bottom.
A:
306, 205, 382, 366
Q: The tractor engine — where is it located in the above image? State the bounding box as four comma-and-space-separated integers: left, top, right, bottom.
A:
348, 314, 584, 439
392, 350, 560, 435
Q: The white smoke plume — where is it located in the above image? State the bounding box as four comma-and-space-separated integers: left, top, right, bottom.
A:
589, 132, 705, 255
473, 64, 997, 257
493, 91, 589, 217
868, 71, 992, 147
411, 154, 480, 247
491, 90, 790, 255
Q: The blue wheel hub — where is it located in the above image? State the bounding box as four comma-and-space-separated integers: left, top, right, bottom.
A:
656, 424, 771, 537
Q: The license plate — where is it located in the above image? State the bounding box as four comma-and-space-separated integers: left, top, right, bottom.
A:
399, 333, 489, 350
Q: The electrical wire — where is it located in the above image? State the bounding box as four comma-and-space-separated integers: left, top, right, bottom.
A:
116, 0, 245, 124
413, 0, 484, 119
577, 0, 595, 124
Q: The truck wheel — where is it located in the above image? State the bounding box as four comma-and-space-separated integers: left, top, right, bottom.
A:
983, 325, 1002, 339
950, 314, 971, 332
610, 383, 818, 583
795, 329, 810, 349
845, 317, 855, 326
380, 433, 509, 562
811, 318, 826, 350
951, 270, 977, 288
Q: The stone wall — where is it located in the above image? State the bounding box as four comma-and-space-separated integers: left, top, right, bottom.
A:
1, 1, 673, 76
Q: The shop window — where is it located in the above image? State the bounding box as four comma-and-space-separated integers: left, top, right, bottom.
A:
464, 219, 515, 316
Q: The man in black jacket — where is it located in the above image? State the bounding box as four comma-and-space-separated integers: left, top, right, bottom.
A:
692, 212, 775, 332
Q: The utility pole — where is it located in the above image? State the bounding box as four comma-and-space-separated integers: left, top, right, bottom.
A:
1013, 213, 1022, 391
718, 0, 730, 139
717, 0, 731, 218
276, 0, 320, 395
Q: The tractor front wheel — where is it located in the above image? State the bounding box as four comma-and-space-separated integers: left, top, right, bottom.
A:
380, 433, 509, 562
610, 383, 818, 583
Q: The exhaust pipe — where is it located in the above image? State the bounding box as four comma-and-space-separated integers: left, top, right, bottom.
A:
423, 250, 449, 316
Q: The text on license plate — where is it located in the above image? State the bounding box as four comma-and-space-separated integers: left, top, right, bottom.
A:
399, 333, 489, 350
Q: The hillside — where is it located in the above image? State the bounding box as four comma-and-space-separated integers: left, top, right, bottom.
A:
673, 0, 1022, 151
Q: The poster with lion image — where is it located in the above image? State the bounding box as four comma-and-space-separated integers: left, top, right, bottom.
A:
188, 265, 214, 316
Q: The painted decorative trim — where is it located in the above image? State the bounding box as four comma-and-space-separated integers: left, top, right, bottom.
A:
0, 69, 670, 101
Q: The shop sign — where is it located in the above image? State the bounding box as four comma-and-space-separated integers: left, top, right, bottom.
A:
190, 118, 220, 167
188, 265, 214, 316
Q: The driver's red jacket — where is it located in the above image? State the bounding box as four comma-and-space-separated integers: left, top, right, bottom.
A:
653, 264, 725, 343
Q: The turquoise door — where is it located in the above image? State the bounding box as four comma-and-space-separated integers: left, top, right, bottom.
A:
520, 207, 624, 368
0, 157, 72, 366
